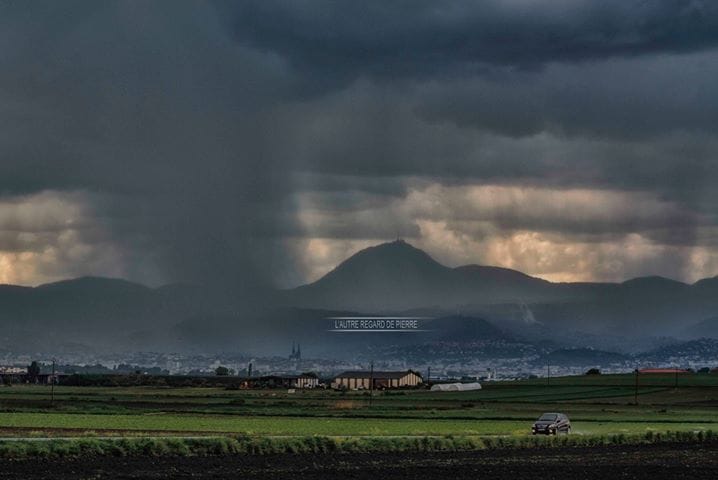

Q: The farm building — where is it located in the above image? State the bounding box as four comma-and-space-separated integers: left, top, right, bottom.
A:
331, 370, 423, 390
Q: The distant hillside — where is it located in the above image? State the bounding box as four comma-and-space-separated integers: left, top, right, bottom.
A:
424, 315, 513, 342
0, 277, 268, 354
537, 348, 630, 367
684, 316, 718, 339
170, 312, 516, 358
638, 338, 718, 363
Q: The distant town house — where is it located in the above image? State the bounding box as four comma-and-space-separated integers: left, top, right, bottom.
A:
0, 366, 62, 385
243, 373, 319, 389
0, 366, 26, 375
331, 370, 423, 390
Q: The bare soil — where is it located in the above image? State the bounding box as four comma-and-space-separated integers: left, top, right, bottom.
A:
1, 442, 717, 479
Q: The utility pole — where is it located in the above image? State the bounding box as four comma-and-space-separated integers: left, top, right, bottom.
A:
427, 366, 431, 386
369, 362, 374, 408
51, 359, 56, 407
634, 369, 639, 405
547, 360, 551, 387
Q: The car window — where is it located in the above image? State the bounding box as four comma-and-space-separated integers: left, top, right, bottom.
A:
539, 414, 557, 421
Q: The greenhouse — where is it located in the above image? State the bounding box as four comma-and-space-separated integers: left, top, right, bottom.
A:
430, 382, 482, 392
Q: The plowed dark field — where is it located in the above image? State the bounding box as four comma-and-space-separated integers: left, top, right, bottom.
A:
2, 442, 717, 479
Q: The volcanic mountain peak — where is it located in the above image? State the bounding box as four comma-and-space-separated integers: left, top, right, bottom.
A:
319, 239, 448, 279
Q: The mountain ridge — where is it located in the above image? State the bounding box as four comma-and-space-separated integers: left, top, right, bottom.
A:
285, 240, 718, 314
1, 240, 718, 354
2, 240, 713, 292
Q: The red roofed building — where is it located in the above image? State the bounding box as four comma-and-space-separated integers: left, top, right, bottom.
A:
638, 368, 689, 374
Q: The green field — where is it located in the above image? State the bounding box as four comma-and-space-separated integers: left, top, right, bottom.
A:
1, 373, 718, 438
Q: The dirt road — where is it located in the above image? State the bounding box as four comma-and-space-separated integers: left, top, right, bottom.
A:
2, 442, 716, 479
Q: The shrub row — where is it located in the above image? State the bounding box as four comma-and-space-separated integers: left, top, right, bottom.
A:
0, 430, 714, 459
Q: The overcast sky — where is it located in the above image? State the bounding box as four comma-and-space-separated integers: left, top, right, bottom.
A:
1, 0, 718, 287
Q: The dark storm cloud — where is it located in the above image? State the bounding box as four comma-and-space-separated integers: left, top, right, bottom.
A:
2, 0, 718, 287
416, 52, 718, 139
219, 1, 718, 141
270, 80, 718, 206
220, 0, 718, 79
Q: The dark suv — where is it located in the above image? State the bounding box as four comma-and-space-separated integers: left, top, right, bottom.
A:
532, 413, 571, 435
